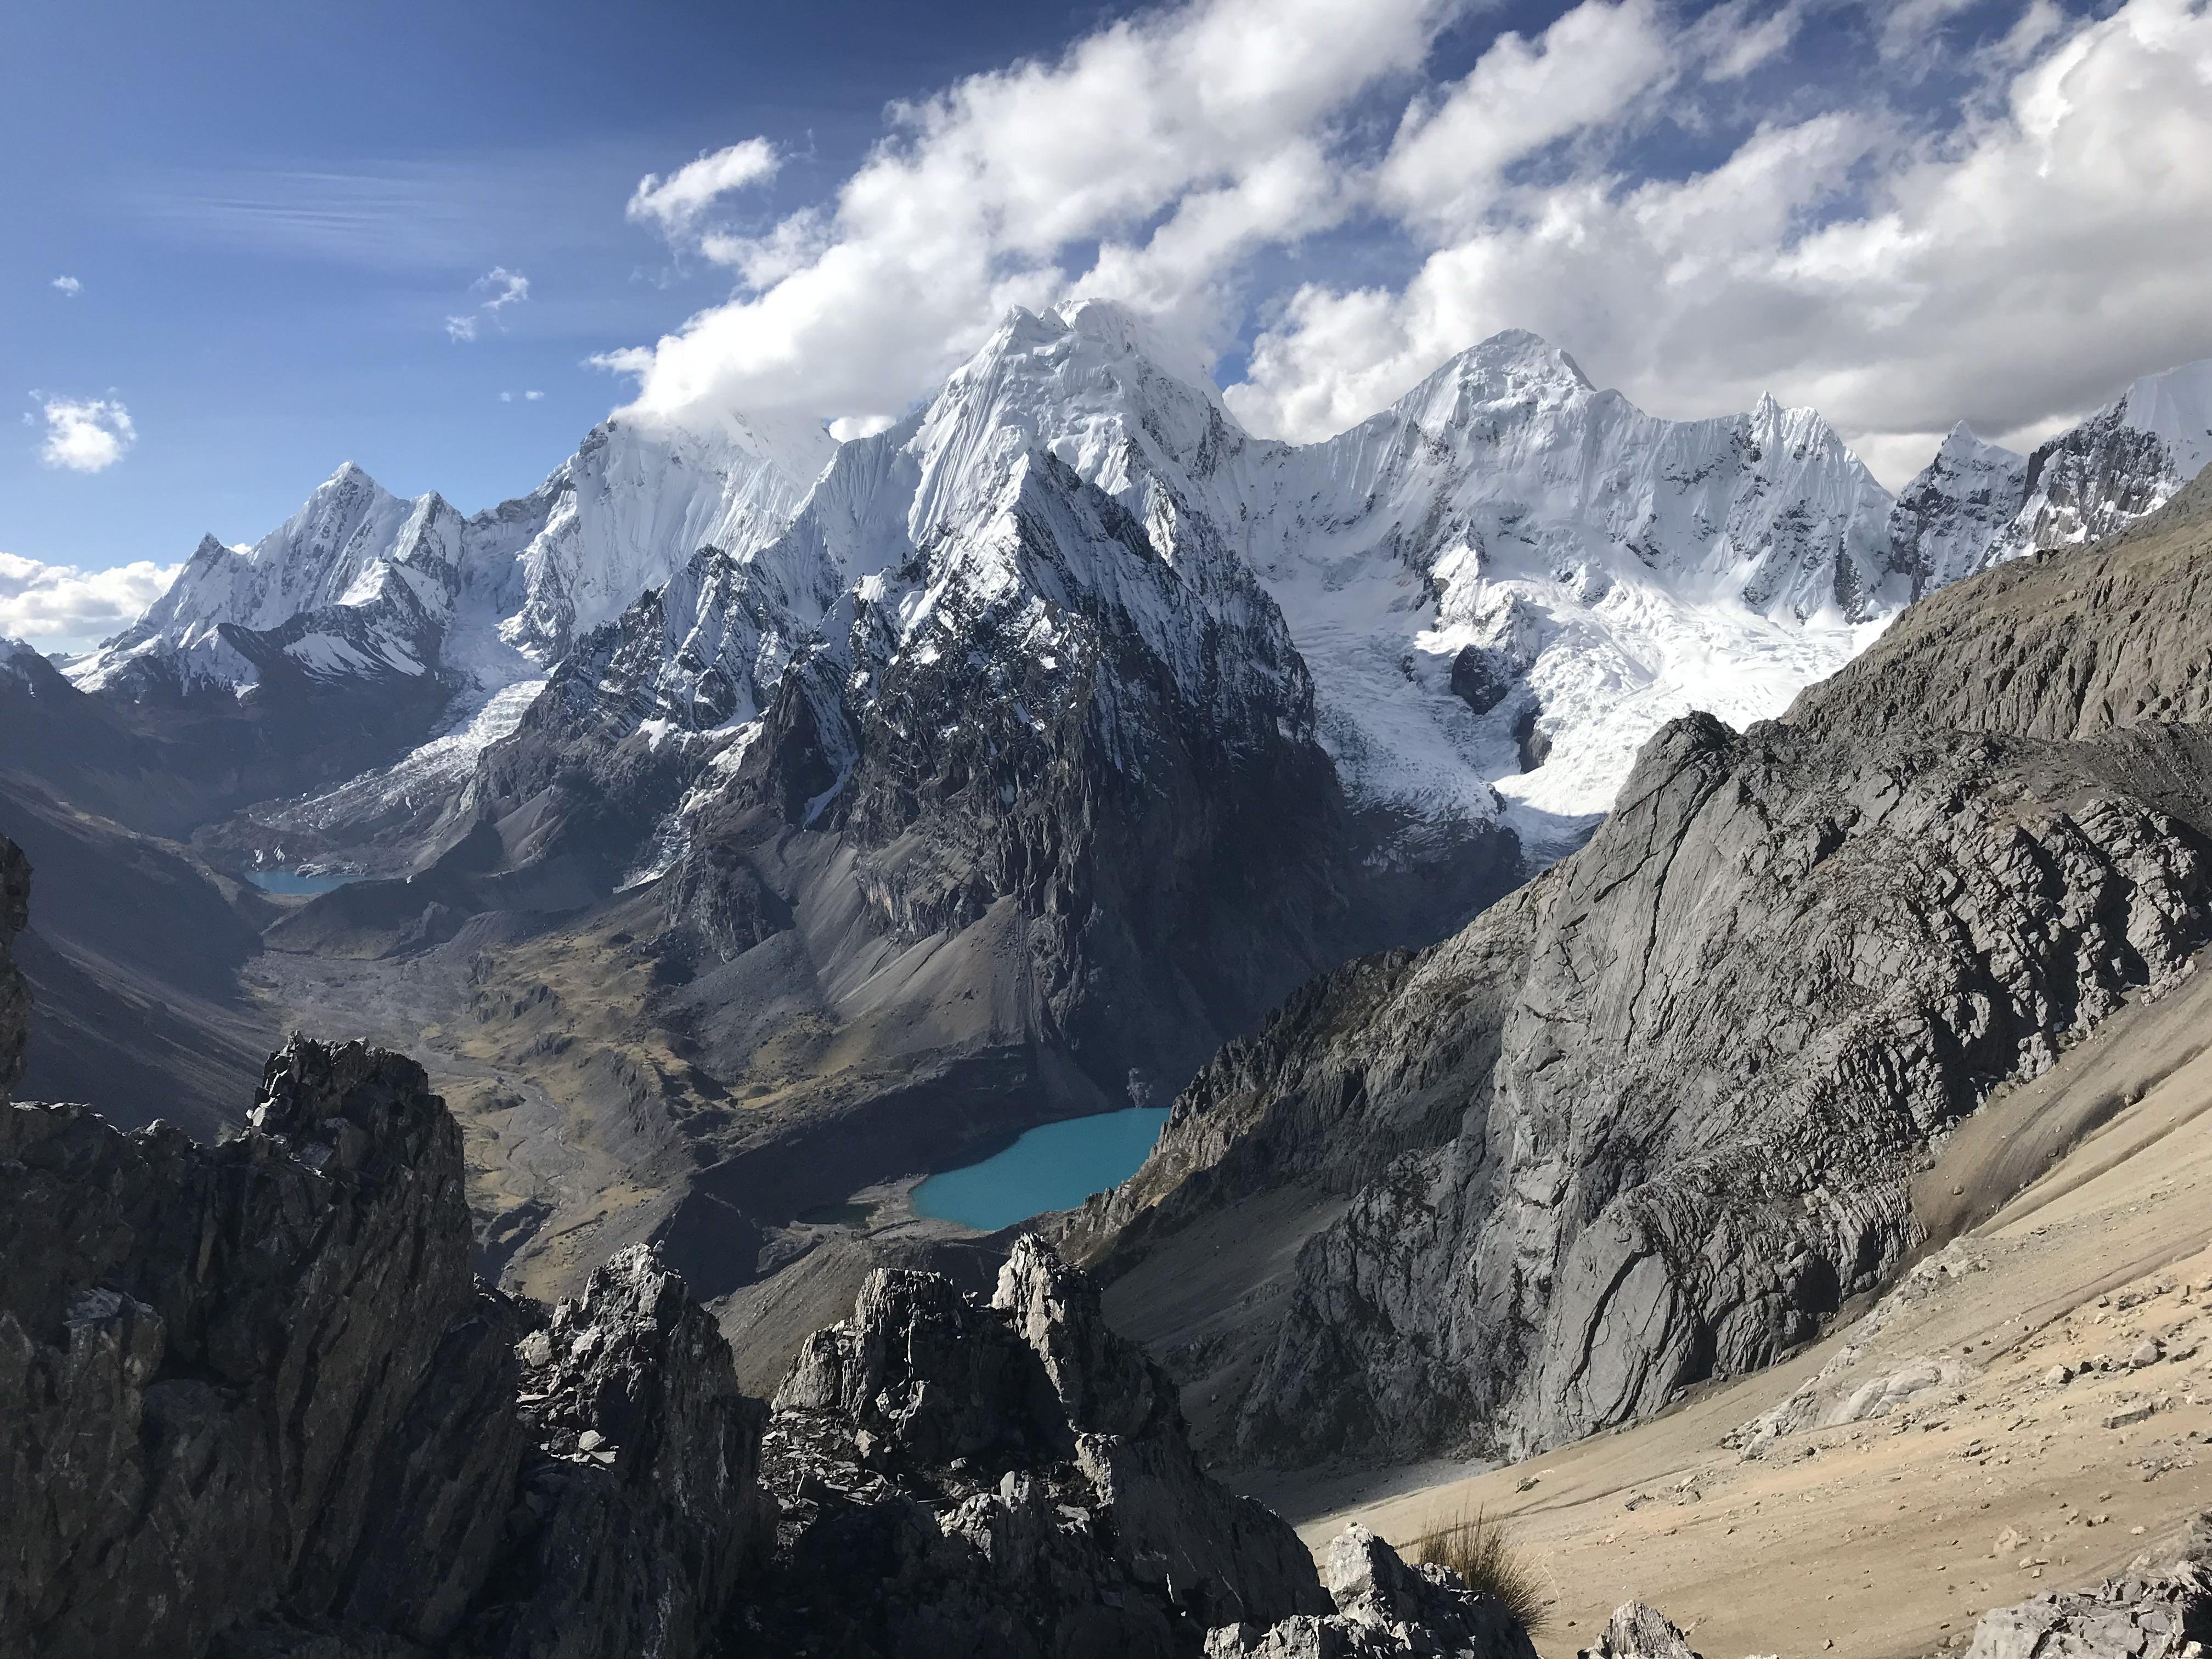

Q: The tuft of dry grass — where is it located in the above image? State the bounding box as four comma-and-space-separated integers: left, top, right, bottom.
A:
1408, 1505, 1552, 1637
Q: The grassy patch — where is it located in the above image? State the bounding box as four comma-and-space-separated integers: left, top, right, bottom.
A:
1408, 1505, 1551, 1636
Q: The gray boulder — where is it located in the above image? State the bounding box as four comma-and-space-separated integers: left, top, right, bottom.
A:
754, 1234, 1329, 1656
1575, 1604, 1702, 1659
1963, 1536, 2212, 1659
1206, 1525, 1542, 1659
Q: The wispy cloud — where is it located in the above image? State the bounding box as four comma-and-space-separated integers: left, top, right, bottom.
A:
31, 397, 136, 473
497, 389, 547, 403
628, 139, 782, 236
476, 266, 530, 311
0, 551, 176, 649
50, 275, 82, 297
445, 266, 530, 342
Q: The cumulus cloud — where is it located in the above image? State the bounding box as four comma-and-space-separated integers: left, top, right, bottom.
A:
602, 0, 2212, 489
602, 0, 1457, 428
0, 552, 177, 648
628, 139, 782, 235
33, 397, 137, 473
50, 275, 82, 297
1232, 0, 2212, 482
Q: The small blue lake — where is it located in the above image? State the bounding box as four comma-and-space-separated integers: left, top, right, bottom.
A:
912, 1107, 1170, 1232
246, 870, 363, 896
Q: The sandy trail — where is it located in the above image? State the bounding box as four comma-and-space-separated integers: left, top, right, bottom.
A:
1270, 971, 2212, 1659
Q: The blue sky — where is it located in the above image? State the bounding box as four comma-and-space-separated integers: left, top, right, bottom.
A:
3, 1, 1119, 568
10, 0, 2212, 648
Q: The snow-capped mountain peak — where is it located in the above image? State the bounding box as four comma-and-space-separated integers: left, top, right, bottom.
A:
904, 298, 1246, 547
2115, 355, 2212, 471
1892, 356, 2212, 585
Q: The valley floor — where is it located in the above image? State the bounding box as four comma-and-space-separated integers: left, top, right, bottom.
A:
1265, 963, 2212, 1659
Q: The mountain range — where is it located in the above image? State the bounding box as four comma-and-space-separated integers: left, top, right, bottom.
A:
6, 298, 2211, 1339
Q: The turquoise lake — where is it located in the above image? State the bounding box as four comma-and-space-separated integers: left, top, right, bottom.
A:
246, 870, 363, 896
912, 1107, 1170, 1232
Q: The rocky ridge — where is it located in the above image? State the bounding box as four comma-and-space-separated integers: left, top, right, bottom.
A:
1069, 445, 2212, 1470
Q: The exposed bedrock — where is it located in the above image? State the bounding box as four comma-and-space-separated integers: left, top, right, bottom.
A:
751, 1234, 1331, 1656
1079, 716, 2212, 1465
1072, 486, 2212, 1470
0, 869, 764, 1659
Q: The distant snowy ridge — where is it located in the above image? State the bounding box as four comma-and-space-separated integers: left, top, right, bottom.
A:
69, 411, 834, 702
589, 303, 1925, 871
75, 306, 2212, 883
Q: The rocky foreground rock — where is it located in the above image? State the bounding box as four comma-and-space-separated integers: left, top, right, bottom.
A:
0, 835, 1549, 1659
0, 1034, 765, 1659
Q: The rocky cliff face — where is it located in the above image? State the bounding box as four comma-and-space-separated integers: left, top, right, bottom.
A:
1073, 470, 2212, 1469
0, 837, 27, 1097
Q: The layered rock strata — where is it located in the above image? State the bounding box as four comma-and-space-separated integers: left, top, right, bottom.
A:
1073, 459, 2212, 1469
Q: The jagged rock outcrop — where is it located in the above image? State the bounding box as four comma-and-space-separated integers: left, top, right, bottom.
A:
749, 1235, 1330, 1656
1964, 1566, 2212, 1659
1573, 1603, 1701, 1659
0, 843, 769, 1659
1206, 1526, 1540, 1659
0, 1043, 767, 1659
0, 1037, 520, 1658
1074, 466, 2212, 1469
1963, 1520, 2212, 1659
474, 1246, 765, 1659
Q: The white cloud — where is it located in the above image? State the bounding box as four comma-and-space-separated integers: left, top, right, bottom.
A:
1379, 1, 1674, 234
499, 390, 512, 402
50, 275, 82, 297
1231, 0, 2212, 483
628, 139, 782, 235
603, 0, 1458, 427
0, 552, 177, 649
524, 388, 544, 400
445, 267, 529, 341
475, 265, 529, 310
599, 0, 2212, 490
33, 397, 137, 473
